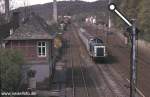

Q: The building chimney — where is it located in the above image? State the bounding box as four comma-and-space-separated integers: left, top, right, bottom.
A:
53, 0, 57, 23
5, 0, 10, 22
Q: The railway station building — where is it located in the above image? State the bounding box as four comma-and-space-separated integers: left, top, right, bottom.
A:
2, 12, 57, 89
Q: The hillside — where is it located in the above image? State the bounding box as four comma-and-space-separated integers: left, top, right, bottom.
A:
16, 1, 108, 22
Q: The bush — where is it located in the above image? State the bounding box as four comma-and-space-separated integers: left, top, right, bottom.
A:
0, 49, 24, 92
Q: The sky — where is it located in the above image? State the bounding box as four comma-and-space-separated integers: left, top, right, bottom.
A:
0, 0, 98, 13
13, 0, 98, 8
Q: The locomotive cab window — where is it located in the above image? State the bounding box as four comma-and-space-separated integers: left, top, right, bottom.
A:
37, 41, 47, 57
94, 38, 103, 43
97, 39, 103, 43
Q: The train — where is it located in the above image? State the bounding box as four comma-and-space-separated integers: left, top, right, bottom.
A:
78, 28, 107, 59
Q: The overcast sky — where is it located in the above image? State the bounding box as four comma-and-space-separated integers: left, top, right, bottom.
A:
12, 0, 98, 8
0, 0, 98, 13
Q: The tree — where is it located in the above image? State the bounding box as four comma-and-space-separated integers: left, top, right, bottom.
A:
0, 0, 14, 23
138, 0, 150, 41
0, 49, 24, 92
113, 0, 150, 41
5, 0, 9, 22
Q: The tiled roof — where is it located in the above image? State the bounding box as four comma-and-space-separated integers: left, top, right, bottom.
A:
5, 13, 56, 40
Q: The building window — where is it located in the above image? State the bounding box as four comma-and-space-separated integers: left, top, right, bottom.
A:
37, 41, 47, 57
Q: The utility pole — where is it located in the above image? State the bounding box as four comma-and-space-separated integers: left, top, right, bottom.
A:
130, 19, 137, 97
53, 0, 57, 23
5, 0, 9, 22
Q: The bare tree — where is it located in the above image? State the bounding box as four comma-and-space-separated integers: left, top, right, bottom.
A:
0, 0, 5, 24
5, 0, 9, 22
0, 0, 10, 22
23, 0, 31, 18
0, 0, 5, 14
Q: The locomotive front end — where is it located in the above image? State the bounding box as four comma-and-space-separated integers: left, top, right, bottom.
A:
94, 45, 107, 57
89, 38, 107, 58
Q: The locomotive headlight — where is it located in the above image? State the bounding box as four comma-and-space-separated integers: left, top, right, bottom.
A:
94, 47, 97, 52
94, 47, 97, 56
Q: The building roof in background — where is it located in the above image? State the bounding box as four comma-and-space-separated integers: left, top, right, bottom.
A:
5, 13, 56, 40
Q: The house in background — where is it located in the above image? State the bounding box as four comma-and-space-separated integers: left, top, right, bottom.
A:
5, 13, 55, 64
4, 12, 57, 88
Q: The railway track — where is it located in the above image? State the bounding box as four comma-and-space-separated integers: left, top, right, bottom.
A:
97, 63, 130, 97
72, 23, 131, 97
68, 24, 110, 97
82, 23, 150, 96
66, 32, 90, 97
71, 24, 112, 97
69, 39, 75, 97
87, 24, 146, 96
70, 34, 90, 97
